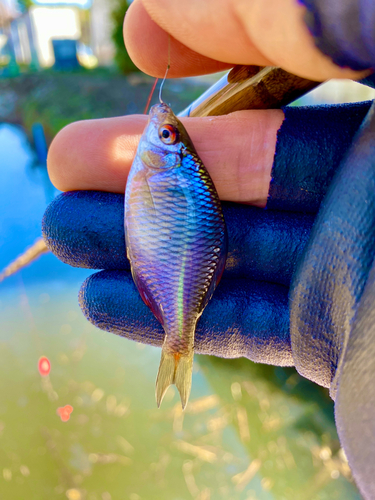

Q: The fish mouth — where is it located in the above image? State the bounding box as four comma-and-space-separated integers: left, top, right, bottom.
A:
149, 103, 172, 116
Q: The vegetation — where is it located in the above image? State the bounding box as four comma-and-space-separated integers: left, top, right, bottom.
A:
0, 69, 208, 142
17, 0, 33, 13
111, 0, 139, 74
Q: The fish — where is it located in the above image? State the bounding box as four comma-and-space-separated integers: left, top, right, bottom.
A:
124, 102, 227, 409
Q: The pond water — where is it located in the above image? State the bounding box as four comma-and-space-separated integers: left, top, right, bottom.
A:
0, 124, 361, 500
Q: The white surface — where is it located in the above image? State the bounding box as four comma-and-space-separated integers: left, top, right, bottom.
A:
30, 6, 80, 66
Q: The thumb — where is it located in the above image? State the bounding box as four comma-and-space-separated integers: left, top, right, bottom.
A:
125, 0, 368, 81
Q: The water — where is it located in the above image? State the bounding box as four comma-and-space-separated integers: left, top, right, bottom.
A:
0, 124, 361, 499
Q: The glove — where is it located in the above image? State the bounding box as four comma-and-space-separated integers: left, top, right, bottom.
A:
43, 100, 375, 498
289, 101, 375, 500
42, 100, 370, 364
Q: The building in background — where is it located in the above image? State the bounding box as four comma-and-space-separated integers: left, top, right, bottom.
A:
0, 0, 26, 70
30, 3, 82, 67
0, 0, 115, 70
90, 0, 115, 66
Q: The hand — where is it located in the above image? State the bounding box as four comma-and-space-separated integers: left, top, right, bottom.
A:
123, 0, 371, 82
44, 100, 371, 368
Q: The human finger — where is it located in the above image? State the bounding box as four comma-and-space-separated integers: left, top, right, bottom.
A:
47, 101, 371, 208
42, 191, 314, 286
123, 0, 235, 78
47, 110, 284, 205
79, 270, 292, 366
124, 0, 368, 81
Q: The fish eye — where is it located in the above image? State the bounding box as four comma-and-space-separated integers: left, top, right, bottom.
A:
159, 124, 179, 145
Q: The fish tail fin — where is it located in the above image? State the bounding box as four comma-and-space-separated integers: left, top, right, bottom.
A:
156, 346, 194, 410
174, 352, 194, 410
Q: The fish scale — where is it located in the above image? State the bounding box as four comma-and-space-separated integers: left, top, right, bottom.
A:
125, 103, 227, 408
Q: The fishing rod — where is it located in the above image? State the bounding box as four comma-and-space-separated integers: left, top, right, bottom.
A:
179, 65, 320, 117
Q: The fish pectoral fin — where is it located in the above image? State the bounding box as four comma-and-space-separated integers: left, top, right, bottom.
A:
156, 347, 194, 410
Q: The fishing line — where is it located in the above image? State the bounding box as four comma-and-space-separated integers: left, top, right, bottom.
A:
159, 33, 171, 104
143, 34, 171, 113
143, 77, 159, 114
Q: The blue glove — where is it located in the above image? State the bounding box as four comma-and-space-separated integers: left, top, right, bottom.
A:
42, 100, 370, 366
301, 0, 375, 72
289, 101, 375, 500
43, 100, 375, 497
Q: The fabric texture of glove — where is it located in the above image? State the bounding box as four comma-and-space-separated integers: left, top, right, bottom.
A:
289, 101, 375, 500
44, 190, 310, 365
301, 0, 375, 71
289, 100, 375, 395
335, 256, 375, 500
267, 100, 371, 212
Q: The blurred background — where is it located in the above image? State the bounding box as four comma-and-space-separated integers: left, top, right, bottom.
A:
1, 0, 375, 498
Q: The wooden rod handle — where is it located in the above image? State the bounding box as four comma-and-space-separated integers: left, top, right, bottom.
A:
179, 65, 321, 117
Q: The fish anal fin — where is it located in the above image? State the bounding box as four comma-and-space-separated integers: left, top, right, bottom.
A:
199, 233, 228, 314
156, 346, 194, 410
131, 272, 164, 326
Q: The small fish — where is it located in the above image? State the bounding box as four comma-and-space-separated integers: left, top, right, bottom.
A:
125, 102, 227, 409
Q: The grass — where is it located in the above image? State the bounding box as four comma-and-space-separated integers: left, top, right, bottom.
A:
0, 67, 210, 143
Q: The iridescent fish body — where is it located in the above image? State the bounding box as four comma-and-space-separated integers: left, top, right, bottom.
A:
125, 103, 227, 409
